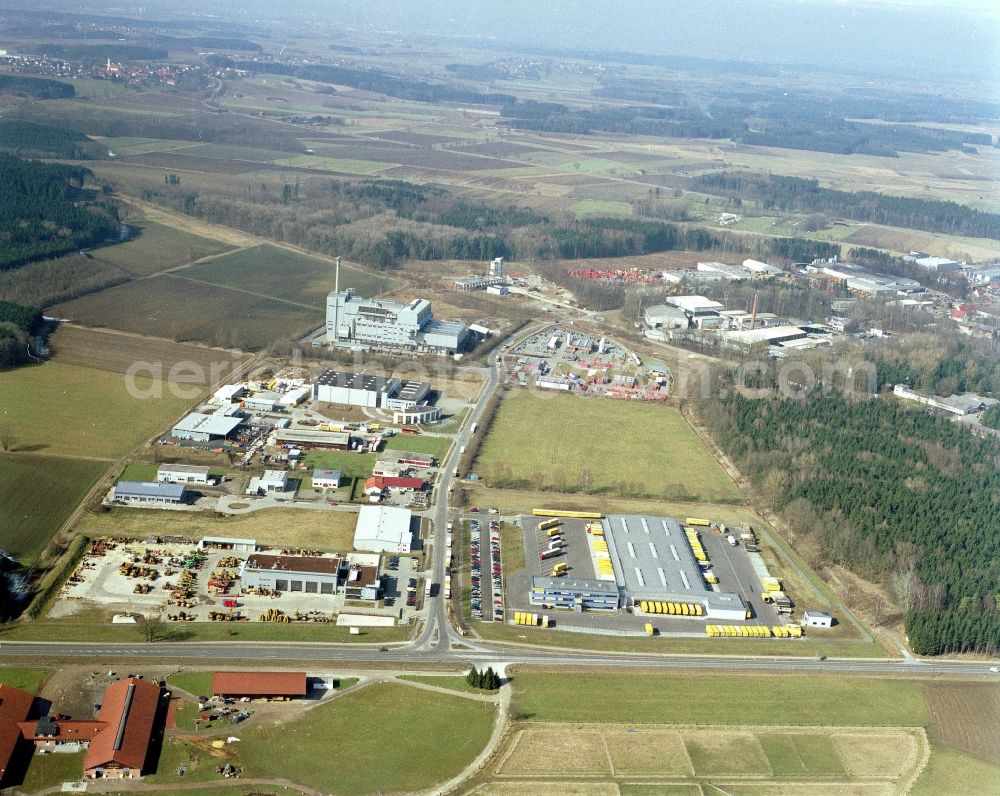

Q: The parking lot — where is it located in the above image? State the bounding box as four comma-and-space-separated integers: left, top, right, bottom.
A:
467, 517, 504, 623
52, 538, 417, 625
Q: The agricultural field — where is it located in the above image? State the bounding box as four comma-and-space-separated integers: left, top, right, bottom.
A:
0, 361, 193, 459
90, 220, 235, 276
50, 275, 324, 351
151, 682, 495, 794
475, 392, 741, 502
570, 199, 633, 217
474, 723, 927, 795
179, 243, 391, 308
385, 435, 453, 460
509, 671, 929, 727
0, 454, 107, 562
75, 506, 359, 552
48, 325, 249, 383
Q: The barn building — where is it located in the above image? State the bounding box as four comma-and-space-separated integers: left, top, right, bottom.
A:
83, 677, 163, 780
212, 672, 308, 701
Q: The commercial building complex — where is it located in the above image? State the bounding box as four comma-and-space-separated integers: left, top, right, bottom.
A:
171, 412, 243, 442
808, 259, 922, 297
529, 575, 620, 612
312, 369, 430, 410
353, 505, 413, 553
325, 289, 470, 354
893, 384, 999, 416
602, 515, 748, 621
113, 481, 186, 506
241, 554, 343, 594
156, 464, 211, 485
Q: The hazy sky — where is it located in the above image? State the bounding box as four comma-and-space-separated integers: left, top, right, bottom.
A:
21, 0, 1000, 82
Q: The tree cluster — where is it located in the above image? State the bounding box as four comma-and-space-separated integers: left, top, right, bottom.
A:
0, 119, 89, 159
466, 666, 501, 690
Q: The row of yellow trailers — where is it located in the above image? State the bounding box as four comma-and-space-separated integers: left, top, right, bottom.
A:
641, 600, 704, 616
532, 508, 603, 519
513, 611, 545, 626
706, 624, 803, 638
684, 528, 708, 563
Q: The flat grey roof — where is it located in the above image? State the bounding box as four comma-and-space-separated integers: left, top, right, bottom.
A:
531, 575, 619, 595
423, 319, 466, 334
157, 464, 210, 476
602, 514, 742, 606
314, 369, 400, 393
275, 429, 350, 444
115, 481, 185, 499
396, 380, 430, 400
173, 412, 243, 437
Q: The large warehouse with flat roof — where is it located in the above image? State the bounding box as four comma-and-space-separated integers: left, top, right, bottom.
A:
354, 505, 413, 553
602, 514, 747, 621
171, 412, 243, 442
312, 369, 430, 410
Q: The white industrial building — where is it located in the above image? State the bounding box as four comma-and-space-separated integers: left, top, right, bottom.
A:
742, 258, 783, 277
113, 481, 186, 505
247, 470, 290, 495
312, 369, 430, 410
326, 288, 469, 355
199, 536, 257, 553
904, 254, 962, 273
213, 384, 247, 404
802, 610, 833, 628
243, 392, 283, 412
643, 304, 689, 330
172, 412, 243, 442
241, 554, 343, 594
157, 464, 212, 485
353, 505, 413, 553
809, 259, 923, 297
311, 469, 341, 489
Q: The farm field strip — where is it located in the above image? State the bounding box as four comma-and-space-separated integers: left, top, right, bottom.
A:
475, 392, 741, 502
488, 724, 926, 790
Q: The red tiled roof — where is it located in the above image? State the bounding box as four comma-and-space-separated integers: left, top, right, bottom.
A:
0, 685, 33, 781
84, 678, 162, 775
212, 671, 307, 697
19, 720, 107, 742
364, 476, 385, 491
383, 477, 424, 489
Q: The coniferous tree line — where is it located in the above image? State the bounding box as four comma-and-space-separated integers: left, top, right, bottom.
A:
466, 666, 502, 690
691, 172, 1000, 240
0, 120, 89, 159
700, 393, 1000, 655
0, 75, 75, 99
0, 155, 119, 271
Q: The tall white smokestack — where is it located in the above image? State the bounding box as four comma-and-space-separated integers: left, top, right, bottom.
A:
335, 256, 341, 295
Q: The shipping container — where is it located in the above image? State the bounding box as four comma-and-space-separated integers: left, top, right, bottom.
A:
539, 549, 562, 560
685, 517, 711, 527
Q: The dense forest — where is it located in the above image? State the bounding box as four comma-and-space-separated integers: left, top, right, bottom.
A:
143, 174, 839, 271
691, 172, 1000, 240
982, 404, 1000, 430
0, 120, 89, 159
0, 155, 119, 271
0, 75, 75, 99
701, 393, 1000, 655
863, 334, 1000, 396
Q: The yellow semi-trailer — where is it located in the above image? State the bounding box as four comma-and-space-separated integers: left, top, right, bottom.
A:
685, 517, 711, 527
532, 509, 603, 519
538, 519, 562, 531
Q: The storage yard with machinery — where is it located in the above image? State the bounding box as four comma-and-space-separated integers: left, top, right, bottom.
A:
48, 533, 425, 627
473, 509, 811, 639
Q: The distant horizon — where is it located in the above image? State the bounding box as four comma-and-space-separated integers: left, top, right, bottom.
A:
2, 0, 998, 84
